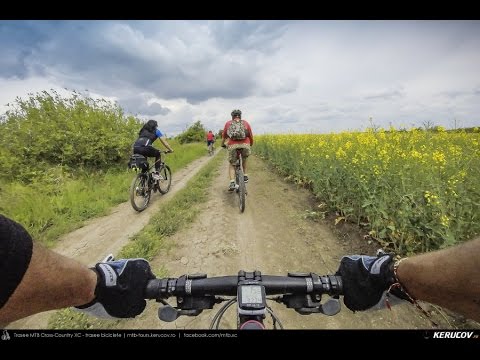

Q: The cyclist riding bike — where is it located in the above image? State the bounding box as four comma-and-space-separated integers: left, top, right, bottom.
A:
132, 119, 174, 180
206, 130, 215, 154
1, 214, 479, 326
222, 109, 254, 191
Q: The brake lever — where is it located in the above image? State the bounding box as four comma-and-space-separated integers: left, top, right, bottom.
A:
282, 294, 341, 316
158, 304, 203, 322
294, 298, 341, 316
320, 296, 341, 316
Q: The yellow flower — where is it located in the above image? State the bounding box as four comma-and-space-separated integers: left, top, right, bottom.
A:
336, 147, 346, 159
432, 151, 446, 166
440, 215, 449, 227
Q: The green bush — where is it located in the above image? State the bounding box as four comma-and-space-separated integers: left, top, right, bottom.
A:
0, 90, 141, 182
176, 120, 207, 144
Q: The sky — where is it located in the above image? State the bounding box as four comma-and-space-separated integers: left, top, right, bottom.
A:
1, 20, 479, 136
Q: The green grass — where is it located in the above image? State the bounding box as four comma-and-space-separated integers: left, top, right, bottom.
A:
48, 151, 224, 329
119, 149, 222, 260
165, 141, 208, 173
0, 140, 206, 248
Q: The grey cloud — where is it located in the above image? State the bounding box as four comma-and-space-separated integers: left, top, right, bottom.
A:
30, 22, 293, 104
119, 95, 171, 116
437, 90, 470, 99
2, 21, 480, 133
152, 65, 256, 104
304, 103, 332, 113
1, 49, 30, 78
158, 121, 186, 136
146, 102, 170, 116
1, 21, 298, 110
205, 109, 218, 117
211, 21, 289, 53
256, 76, 298, 97
0, 21, 101, 79
117, 93, 171, 115
438, 87, 480, 99
364, 88, 405, 101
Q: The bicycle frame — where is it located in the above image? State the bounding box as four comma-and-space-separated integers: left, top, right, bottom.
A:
129, 151, 172, 212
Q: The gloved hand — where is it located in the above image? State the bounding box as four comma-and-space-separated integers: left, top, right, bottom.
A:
75, 258, 155, 319
335, 254, 396, 311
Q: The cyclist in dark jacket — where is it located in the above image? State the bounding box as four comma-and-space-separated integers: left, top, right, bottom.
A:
133, 119, 174, 177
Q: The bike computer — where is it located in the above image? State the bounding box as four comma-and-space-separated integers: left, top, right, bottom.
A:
237, 282, 266, 315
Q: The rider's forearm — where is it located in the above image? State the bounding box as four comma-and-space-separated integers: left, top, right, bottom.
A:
396, 238, 480, 322
160, 137, 173, 151
0, 243, 97, 326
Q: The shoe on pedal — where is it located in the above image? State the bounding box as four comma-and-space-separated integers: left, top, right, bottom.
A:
152, 171, 161, 181
228, 181, 236, 191
243, 175, 249, 183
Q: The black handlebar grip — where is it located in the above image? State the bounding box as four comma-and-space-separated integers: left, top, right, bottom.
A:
144, 279, 163, 299
328, 275, 343, 295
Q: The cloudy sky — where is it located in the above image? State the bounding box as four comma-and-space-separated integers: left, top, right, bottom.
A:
1, 20, 479, 135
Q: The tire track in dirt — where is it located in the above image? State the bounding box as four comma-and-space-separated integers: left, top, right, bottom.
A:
8, 153, 217, 329
115, 153, 446, 330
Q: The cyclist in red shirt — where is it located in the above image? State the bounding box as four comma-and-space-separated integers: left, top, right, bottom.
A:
206, 130, 215, 153
222, 109, 253, 191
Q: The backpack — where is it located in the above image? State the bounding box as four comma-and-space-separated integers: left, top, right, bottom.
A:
128, 154, 149, 171
227, 120, 247, 140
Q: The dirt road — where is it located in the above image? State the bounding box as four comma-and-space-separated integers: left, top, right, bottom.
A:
7, 154, 215, 329
115, 154, 452, 329
9, 151, 462, 329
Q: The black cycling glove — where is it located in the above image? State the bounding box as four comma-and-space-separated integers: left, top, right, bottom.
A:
335, 254, 396, 311
75, 258, 155, 319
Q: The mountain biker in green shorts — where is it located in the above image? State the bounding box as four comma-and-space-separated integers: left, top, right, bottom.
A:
222, 109, 254, 191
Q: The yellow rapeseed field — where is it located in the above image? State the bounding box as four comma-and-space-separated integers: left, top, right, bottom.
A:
255, 127, 480, 255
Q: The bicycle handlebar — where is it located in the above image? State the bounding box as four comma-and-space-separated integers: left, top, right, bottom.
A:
145, 272, 343, 299
144, 271, 344, 326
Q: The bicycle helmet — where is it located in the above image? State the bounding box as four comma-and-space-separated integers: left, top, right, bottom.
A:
231, 109, 242, 119
146, 119, 158, 130
139, 119, 158, 135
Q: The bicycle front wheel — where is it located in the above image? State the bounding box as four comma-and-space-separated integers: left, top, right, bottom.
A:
130, 173, 151, 212
237, 169, 246, 213
157, 165, 172, 194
